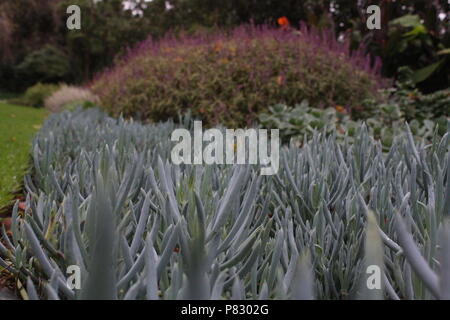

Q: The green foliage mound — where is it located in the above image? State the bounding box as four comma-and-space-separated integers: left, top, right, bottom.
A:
15, 45, 71, 88
258, 101, 448, 151
21, 83, 60, 108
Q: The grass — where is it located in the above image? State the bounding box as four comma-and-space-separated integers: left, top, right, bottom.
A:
0, 103, 47, 210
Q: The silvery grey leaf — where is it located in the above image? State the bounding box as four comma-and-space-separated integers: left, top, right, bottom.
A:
289, 250, 315, 300
26, 277, 39, 300
438, 219, 450, 299
395, 214, 440, 299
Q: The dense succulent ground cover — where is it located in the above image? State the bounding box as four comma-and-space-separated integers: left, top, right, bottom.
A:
90, 24, 386, 127
0, 108, 449, 300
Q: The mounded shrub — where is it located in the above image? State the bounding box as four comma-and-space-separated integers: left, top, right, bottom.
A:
44, 85, 100, 113
22, 82, 59, 108
90, 24, 387, 127
14, 45, 71, 88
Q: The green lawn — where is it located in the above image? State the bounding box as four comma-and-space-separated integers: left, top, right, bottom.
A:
0, 103, 47, 209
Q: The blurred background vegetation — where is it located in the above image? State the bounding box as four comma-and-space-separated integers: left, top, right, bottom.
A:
0, 0, 448, 215
0, 0, 449, 94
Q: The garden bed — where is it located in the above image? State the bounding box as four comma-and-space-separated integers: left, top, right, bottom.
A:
0, 108, 448, 300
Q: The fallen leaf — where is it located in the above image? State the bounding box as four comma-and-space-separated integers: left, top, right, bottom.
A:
0, 218, 12, 232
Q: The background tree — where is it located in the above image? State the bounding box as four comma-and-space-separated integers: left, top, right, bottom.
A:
1, 0, 448, 93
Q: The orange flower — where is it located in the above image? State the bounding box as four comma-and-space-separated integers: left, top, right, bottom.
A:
335, 105, 346, 113
408, 92, 416, 100
277, 16, 290, 29
276, 75, 285, 86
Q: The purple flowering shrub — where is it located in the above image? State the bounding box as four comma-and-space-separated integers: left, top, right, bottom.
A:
90, 24, 387, 126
